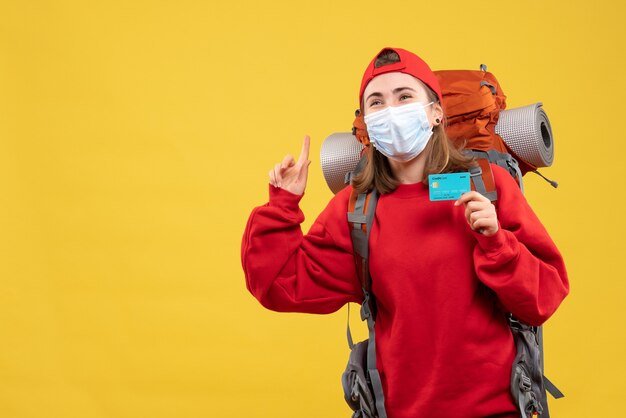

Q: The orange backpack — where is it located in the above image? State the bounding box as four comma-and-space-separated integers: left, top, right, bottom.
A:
436, 65, 508, 153
435, 65, 539, 177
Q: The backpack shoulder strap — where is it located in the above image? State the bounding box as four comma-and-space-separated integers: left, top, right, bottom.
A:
346, 187, 387, 418
479, 154, 563, 416
469, 157, 498, 202
467, 149, 525, 202
348, 189, 378, 274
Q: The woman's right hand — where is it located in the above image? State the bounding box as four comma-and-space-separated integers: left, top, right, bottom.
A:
268, 135, 311, 196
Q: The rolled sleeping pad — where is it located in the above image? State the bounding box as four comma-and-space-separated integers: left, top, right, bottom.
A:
495, 102, 554, 168
320, 103, 554, 194
320, 133, 365, 195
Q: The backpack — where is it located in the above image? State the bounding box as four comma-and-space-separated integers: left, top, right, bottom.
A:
331, 65, 563, 418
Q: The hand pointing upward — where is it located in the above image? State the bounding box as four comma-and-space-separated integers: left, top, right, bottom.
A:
268, 135, 311, 196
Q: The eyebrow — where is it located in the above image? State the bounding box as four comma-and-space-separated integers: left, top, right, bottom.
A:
365, 87, 417, 102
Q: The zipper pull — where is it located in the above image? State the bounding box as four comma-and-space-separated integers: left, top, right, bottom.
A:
532, 170, 559, 188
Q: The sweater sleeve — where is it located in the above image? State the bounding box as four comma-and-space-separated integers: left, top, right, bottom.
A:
241, 185, 362, 314
472, 165, 570, 326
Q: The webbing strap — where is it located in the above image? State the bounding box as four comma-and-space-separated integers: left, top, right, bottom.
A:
517, 388, 526, 418
346, 189, 387, 418
510, 157, 524, 194
500, 164, 562, 415
361, 190, 379, 311
516, 384, 536, 418
469, 165, 486, 193
346, 303, 354, 350
355, 191, 368, 216
480, 80, 497, 95
345, 154, 369, 186
362, 293, 387, 418
349, 190, 379, 277
361, 191, 386, 418
466, 150, 498, 202
537, 325, 549, 417
533, 256, 563, 413
350, 194, 369, 259
543, 376, 565, 399
469, 165, 498, 202
485, 149, 525, 194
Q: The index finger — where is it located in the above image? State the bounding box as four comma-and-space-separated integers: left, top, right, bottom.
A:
297, 135, 310, 164
454, 191, 488, 206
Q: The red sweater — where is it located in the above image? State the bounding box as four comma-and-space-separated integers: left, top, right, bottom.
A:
241, 164, 569, 418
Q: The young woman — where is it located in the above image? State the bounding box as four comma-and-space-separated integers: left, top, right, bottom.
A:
241, 47, 569, 418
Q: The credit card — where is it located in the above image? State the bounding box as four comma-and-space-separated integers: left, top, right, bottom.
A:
428, 172, 471, 201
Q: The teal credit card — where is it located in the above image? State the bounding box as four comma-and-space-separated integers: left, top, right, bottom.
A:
428, 172, 471, 201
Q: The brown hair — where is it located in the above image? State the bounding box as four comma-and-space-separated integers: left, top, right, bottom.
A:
352, 52, 475, 194
374, 49, 401, 68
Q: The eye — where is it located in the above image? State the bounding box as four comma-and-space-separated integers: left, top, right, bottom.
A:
368, 99, 383, 107
399, 94, 412, 101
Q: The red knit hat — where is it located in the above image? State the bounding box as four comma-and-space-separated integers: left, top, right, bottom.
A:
359, 47, 443, 105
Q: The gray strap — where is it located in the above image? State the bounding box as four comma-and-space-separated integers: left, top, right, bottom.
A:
543, 375, 564, 399
347, 213, 367, 224
465, 149, 490, 201
346, 303, 354, 349
509, 157, 524, 194
362, 190, 379, 295
531, 170, 559, 188
362, 190, 386, 418
538, 324, 564, 402
538, 326, 545, 375
485, 149, 524, 193
344, 171, 352, 185
513, 365, 541, 418
345, 155, 369, 186
349, 231, 368, 266
487, 149, 510, 172
362, 293, 387, 418
537, 324, 550, 417
349, 190, 379, 278
365, 190, 378, 229
354, 192, 368, 222
467, 149, 488, 159
515, 180, 562, 413
469, 165, 497, 201
469, 165, 486, 193
480, 80, 497, 95
349, 189, 387, 418
464, 125, 564, 415
516, 377, 528, 418
350, 193, 369, 259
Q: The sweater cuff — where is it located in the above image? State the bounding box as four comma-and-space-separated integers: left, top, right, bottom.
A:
268, 184, 304, 211
473, 223, 510, 256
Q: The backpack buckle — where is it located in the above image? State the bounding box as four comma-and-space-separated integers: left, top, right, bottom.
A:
520, 374, 532, 392
469, 165, 483, 177
348, 213, 367, 225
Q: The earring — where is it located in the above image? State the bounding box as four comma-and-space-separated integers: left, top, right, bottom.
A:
435, 118, 440, 124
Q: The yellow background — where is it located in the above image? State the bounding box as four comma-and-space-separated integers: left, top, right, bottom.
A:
1, 1, 624, 417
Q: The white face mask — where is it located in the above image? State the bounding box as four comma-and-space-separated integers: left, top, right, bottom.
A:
364, 102, 434, 162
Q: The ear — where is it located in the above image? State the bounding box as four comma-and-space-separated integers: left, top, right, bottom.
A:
432, 103, 444, 126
